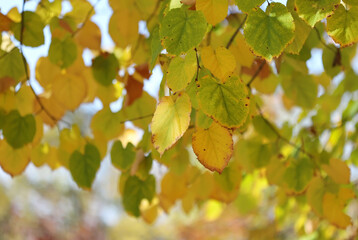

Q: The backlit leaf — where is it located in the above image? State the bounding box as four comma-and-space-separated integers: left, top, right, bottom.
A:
160, 7, 207, 55
295, 0, 340, 27
327, 5, 358, 47
12, 11, 45, 47
166, 49, 196, 92
197, 75, 249, 128
151, 92, 191, 154
244, 3, 295, 61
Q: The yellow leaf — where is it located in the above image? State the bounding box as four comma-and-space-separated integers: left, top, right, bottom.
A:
15, 85, 35, 116
34, 94, 66, 127
0, 141, 30, 177
323, 188, 354, 229
196, 0, 228, 26
31, 143, 60, 170
108, 1, 140, 48
35, 57, 61, 90
52, 72, 87, 110
75, 21, 101, 50
160, 171, 188, 203
140, 200, 159, 224
201, 46, 236, 82
228, 33, 255, 68
151, 93, 191, 155
0, 89, 16, 112
192, 122, 233, 173
322, 158, 350, 184
96, 81, 123, 106
32, 116, 43, 147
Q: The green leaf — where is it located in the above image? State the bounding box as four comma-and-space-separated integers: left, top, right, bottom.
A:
197, 75, 249, 128
235, 0, 265, 13
122, 175, 156, 217
69, 143, 101, 189
285, 0, 312, 54
342, 100, 358, 121
111, 141, 136, 171
295, 0, 340, 27
282, 73, 318, 109
151, 92, 191, 154
343, 0, 358, 5
166, 49, 196, 92
0, 48, 26, 81
92, 53, 119, 86
160, 7, 207, 55
235, 139, 272, 171
284, 157, 314, 193
327, 5, 358, 47
150, 25, 162, 70
48, 36, 77, 68
3, 110, 36, 149
12, 11, 45, 47
244, 3, 295, 61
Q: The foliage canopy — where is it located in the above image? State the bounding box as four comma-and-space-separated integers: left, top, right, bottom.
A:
0, 0, 358, 237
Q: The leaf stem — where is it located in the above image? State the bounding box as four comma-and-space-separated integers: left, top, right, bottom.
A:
246, 61, 266, 88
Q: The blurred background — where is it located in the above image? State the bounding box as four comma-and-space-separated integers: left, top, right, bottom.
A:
0, 0, 358, 239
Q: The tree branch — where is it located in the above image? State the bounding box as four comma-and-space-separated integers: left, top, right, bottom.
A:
226, 14, 247, 49
256, 103, 313, 158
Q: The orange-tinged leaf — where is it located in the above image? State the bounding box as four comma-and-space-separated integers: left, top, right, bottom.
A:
0, 13, 14, 31
0, 141, 30, 177
192, 122, 233, 173
322, 158, 350, 184
124, 75, 143, 106
0, 77, 15, 93
75, 21, 101, 50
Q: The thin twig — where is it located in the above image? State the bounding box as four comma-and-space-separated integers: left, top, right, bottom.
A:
313, 27, 336, 53
119, 113, 154, 124
246, 61, 266, 88
226, 14, 247, 49
146, 0, 162, 24
19, 0, 71, 127
256, 103, 313, 158
194, 48, 200, 83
